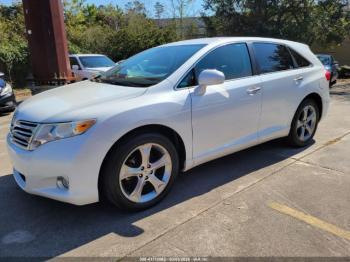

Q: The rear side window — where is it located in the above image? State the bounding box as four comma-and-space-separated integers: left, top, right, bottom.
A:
195, 43, 253, 81
289, 48, 311, 68
253, 43, 294, 74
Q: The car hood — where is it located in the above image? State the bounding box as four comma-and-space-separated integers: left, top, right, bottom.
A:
16, 81, 147, 122
85, 67, 112, 72
0, 78, 6, 88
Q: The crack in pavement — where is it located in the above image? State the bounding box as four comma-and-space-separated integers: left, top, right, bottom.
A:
284, 131, 350, 164
295, 159, 347, 174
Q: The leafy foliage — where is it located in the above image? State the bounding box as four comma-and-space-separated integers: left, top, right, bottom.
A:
203, 0, 350, 47
63, 0, 178, 62
312, 0, 350, 46
0, 3, 28, 86
1, 0, 349, 87
154, 2, 165, 20
0, 0, 178, 87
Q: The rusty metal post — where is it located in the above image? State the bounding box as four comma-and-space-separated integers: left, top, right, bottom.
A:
22, 0, 73, 85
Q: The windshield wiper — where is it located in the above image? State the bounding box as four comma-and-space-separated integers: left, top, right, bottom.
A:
94, 78, 151, 87
90, 75, 102, 83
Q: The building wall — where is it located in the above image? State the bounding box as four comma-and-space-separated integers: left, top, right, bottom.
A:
312, 38, 350, 66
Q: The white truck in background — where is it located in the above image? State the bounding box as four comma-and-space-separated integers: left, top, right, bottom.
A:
69, 54, 115, 80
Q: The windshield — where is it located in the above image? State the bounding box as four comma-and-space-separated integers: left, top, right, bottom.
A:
317, 55, 331, 65
97, 44, 206, 87
0, 78, 5, 88
80, 56, 115, 68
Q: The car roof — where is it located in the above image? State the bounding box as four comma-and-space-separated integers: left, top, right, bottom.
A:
69, 54, 106, 57
161, 37, 309, 47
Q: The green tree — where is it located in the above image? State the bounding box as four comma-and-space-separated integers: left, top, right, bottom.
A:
125, 1, 147, 15
154, 2, 165, 20
170, 0, 194, 38
202, 0, 350, 47
0, 3, 28, 86
311, 0, 350, 47
63, 0, 178, 62
0, 0, 178, 86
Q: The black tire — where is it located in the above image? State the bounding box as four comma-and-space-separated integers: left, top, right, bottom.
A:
330, 79, 337, 88
288, 99, 320, 147
101, 133, 179, 211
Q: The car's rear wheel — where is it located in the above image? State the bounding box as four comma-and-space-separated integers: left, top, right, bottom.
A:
101, 133, 179, 211
288, 99, 320, 147
330, 79, 336, 88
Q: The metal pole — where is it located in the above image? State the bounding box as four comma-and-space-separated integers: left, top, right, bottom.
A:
22, 0, 72, 85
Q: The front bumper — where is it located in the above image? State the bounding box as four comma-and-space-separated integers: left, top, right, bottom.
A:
0, 93, 16, 112
6, 132, 103, 205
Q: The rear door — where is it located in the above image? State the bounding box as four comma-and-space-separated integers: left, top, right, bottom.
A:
252, 42, 307, 141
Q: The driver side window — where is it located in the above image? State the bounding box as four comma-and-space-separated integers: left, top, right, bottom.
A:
70, 57, 81, 70
178, 43, 253, 88
178, 69, 196, 89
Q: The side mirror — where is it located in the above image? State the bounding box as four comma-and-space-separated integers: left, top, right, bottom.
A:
0, 72, 4, 78
196, 69, 225, 95
72, 65, 80, 70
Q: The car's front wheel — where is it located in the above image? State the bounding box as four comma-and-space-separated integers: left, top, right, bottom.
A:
101, 133, 179, 211
288, 99, 320, 147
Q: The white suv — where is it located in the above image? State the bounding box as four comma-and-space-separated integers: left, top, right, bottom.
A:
69, 54, 115, 80
7, 38, 330, 210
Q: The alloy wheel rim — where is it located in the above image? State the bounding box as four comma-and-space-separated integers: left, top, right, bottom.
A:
296, 105, 317, 142
119, 143, 172, 203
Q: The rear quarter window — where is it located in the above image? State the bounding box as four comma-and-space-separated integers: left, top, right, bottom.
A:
253, 43, 294, 74
289, 48, 312, 68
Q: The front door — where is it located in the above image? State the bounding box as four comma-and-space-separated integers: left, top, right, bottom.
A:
187, 43, 262, 164
69, 57, 83, 79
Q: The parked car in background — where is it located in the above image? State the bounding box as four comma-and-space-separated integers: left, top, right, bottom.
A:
316, 54, 339, 87
0, 72, 16, 113
69, 54, 115, 80
8, 38, 330, 210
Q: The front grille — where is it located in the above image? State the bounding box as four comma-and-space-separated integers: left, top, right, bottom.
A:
10, 120, 39, 150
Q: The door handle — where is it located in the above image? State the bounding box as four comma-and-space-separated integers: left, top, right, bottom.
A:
247, 86, 261, 95
294, 76, 304, 82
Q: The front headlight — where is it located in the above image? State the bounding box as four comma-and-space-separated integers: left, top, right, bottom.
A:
0, 83, 13, 96
30, 119, 96, 150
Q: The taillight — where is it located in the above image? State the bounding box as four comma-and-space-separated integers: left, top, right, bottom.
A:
325, 70, 331, 81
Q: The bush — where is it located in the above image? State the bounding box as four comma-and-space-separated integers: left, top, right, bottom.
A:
0, 4, 29, 88
65, 1, 178, 62
339, 66, 350, 79
0, 1, 178, 87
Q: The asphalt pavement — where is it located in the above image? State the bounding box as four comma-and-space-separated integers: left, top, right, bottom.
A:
0, 84, 350, 259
